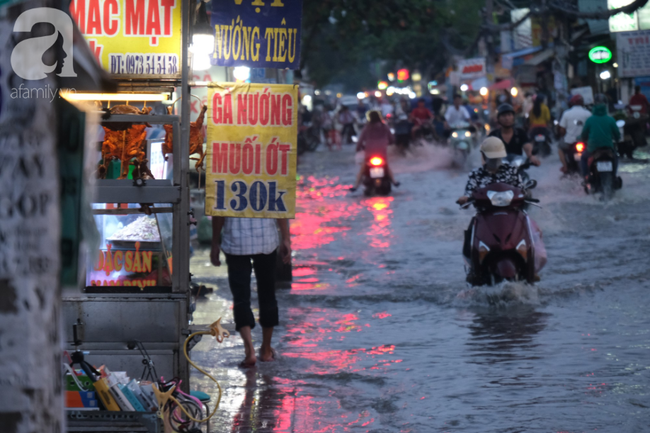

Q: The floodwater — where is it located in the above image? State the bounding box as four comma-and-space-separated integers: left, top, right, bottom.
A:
190, 141, 650, 432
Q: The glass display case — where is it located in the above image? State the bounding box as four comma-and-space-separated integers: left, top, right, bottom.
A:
87, 204, 173, 291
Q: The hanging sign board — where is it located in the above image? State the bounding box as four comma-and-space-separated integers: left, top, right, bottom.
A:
617, 30, 650, 78
211, 0, 303, 69
205, 83, 297, 218
458, 57, 486, 80
70, 0, 182, 78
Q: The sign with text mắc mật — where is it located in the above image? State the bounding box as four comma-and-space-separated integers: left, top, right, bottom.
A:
69, 0, 182, 77
211, 0, 302, 69
205, 83, 297, 218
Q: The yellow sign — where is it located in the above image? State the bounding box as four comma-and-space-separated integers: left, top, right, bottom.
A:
70, 0, 182, 76
205, 83, 297, 218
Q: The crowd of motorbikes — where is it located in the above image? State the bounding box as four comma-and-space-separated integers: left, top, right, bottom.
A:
298, 95, 648, 290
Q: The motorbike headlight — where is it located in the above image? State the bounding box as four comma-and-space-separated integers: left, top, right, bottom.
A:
487, 190, 514, 207
465, 131, 471, 137
452, 132, 458, 138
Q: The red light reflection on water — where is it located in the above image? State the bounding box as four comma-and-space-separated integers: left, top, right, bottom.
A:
363, 197, 394, 250
289, 176, 365, 292
372, 312, 392, 319
283, 308, 401, 375
292, 176, 362, 252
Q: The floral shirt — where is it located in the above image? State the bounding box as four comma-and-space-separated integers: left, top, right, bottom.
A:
464, 164, 523, 197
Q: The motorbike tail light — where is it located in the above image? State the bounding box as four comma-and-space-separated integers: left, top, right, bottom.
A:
478, 241, 490, 264
516, 239, 527, 261
576, 142, 585, 153
370, 157, 384, 166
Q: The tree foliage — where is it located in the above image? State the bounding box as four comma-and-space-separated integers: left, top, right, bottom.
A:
300, 0, 484, 90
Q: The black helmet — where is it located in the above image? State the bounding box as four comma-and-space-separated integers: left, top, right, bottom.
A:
594, 93, 608, 105
497, 103, 515, 117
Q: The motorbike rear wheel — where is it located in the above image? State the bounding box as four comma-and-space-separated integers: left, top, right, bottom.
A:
600, 172, 614, 199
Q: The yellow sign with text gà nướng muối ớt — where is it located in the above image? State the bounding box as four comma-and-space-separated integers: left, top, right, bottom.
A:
205, 83, 297, 219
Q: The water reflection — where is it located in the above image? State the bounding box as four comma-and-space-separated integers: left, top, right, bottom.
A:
363, 197, 394, 250
282, 307, 401, 375
230, 369, 285, 432
466, 307, 549, 364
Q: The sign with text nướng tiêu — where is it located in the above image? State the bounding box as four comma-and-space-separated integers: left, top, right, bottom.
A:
211, 0, 302, 69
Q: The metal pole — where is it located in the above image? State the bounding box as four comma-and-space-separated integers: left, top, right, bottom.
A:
485, 0, 494, 120
173, 0, 191, 295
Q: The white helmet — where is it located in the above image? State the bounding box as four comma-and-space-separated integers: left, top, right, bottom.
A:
480, 136, 507, 159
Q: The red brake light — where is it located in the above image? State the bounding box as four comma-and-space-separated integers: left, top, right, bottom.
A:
576, 142, 585, 152
370, 157, 384, 166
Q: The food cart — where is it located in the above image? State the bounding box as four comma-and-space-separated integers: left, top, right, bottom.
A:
62, 0, 196, 431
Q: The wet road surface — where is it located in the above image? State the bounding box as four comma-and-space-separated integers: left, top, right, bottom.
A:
190, 142, 650, 432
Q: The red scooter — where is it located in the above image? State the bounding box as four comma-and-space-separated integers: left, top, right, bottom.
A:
461, 183, 540, 286
362, 155, 392, 196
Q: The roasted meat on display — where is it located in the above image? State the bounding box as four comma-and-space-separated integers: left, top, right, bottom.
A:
163, 105, 208, 171
100, 105, 152, 179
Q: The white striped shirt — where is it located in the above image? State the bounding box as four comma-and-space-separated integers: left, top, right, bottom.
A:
221, 218, 280, 256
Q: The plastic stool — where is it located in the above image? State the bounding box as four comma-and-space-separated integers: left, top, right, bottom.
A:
190, 390, 211, 433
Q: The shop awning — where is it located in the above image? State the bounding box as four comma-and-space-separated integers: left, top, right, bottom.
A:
524, 49, 555, 66
502, 46, 543, 61
489, 78, 514, 91
501, 46, 544, 69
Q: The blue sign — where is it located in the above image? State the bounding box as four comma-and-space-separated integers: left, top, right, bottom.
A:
211, 0, 303, 70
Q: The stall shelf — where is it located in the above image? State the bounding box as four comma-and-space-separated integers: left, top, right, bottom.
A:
62, 0, 196, 428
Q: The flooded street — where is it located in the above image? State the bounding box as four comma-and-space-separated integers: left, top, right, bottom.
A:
190, 142, 650, 432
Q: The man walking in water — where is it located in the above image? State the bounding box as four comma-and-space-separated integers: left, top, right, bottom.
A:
211, 217, 291, 367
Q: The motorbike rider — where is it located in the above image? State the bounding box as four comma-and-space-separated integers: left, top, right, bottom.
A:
410, 98, 434, 138
579, 93, 621, 180
489, 103, 541, 166
557, 94, 591, 173
629, 85, 649, 115
338, 105, 356, 144
349, 110, 399, 192
528, 93, 552, 138
456, 137, 523, 206
444, 94, 471, 131
457, 137, 546, 280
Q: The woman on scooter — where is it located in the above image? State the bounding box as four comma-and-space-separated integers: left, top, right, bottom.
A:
457, 137, 547, 280
456, 137, 523, 205
349, 110, 400, 192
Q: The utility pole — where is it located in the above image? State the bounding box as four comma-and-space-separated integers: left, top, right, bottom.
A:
485, 0, 494, 120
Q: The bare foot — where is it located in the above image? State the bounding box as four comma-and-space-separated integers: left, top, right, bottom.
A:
239, 342, 256, 368
239, 354, 256, 368
259, 346, 275, 362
